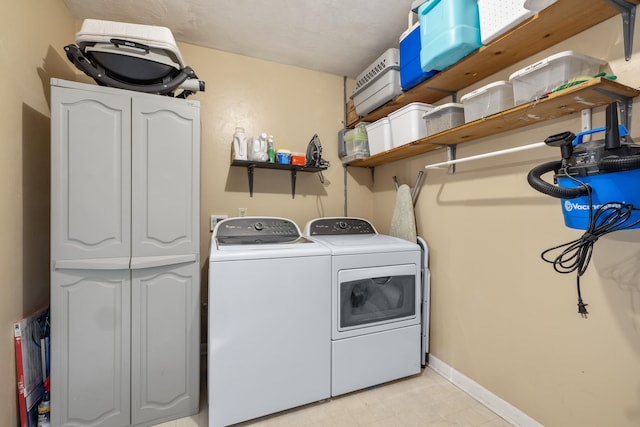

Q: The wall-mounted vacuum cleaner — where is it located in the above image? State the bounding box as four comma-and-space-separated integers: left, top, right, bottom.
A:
527, 102, 640, 317
528, 102, 640, 230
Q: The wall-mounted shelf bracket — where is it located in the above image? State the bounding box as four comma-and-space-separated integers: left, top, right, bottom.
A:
290, 169, 298, 199
426, 87, 458, 103
606, 0, 637, 60
447, 145, 457, 174
594, 87, 634, 129
247, 164, 255, 197
232, 160, 326, 199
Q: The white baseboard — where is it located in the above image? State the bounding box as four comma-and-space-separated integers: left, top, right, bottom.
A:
428, 355, 544, 427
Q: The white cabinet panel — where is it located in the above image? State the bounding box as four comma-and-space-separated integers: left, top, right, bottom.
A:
132, 96, 200, 257
130, 260, 200, 425
51, 269, 131, 427
51, 87, 131, 260
50, 79, 201, 427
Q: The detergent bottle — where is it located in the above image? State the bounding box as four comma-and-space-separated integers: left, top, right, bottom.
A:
267, 135, 275, 163
232, 127, 247, 160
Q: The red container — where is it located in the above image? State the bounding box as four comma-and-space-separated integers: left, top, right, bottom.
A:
290, 153, 306, 166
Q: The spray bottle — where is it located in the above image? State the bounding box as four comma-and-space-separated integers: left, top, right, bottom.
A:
37, 378, 50, 427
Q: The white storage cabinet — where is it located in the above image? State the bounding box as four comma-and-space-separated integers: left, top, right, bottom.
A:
50, 79, 201, 427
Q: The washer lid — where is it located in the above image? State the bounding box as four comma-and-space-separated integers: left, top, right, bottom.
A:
310, 233, 420, 255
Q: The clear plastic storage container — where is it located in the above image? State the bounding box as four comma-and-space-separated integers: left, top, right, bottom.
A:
422, 103, 465, 136
342, 123, 370, 163
460, 80, 514, 122
388, 102, 434, 147
508, 50, 607, 105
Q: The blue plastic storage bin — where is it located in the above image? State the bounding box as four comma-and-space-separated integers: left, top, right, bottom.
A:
400, 22, 438, 91
418, 0, 482, 72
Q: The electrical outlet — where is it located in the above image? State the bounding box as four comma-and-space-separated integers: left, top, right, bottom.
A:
238, 207, 247, 217
210, 214, 228, 231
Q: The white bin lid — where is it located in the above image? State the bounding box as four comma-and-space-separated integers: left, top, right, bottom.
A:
460, 81, 512, 102
422, 103, 464, 118
389, 101, 434, 119
508, 50, 606, 81
365, 117, 390, 130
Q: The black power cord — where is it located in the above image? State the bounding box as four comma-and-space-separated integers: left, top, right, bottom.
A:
540, 173, 640, 318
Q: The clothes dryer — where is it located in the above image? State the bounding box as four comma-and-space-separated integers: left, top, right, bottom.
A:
304, 217, 422, 396
208, 217, 331, 427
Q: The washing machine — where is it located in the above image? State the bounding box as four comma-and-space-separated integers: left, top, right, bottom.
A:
304, 217, 423, 396
208, 217, 331, 427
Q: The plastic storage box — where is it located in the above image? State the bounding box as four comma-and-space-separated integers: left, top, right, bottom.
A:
365, 118, 393, 156
351, 48, 402, 116
509, 50, 607, 105
388, 102, 434, 147
477, 0, 535, 44
342, 123, 370, 163
422, 103, 465, 136
400, 22, 438, 90
418, 0, 482, 72
460, 80, 514, 122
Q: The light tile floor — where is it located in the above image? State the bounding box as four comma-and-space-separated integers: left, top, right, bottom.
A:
155, 366, 514, 427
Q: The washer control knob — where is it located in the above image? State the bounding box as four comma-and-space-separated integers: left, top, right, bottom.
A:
254, 222, 264, 231
338, 221, 348, 229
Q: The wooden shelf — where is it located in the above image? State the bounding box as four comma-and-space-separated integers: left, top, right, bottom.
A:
350, 0, 638, 127
348, 78, 640, 167
231, 160, 327, 198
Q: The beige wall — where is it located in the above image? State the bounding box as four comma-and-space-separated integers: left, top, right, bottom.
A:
3, 2, 640, 427
0, 0, 77, 424
176, 42, 373, 263
371, 14, 640, 427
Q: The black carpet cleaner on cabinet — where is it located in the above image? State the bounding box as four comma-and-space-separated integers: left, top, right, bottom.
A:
527, 102, 640, 317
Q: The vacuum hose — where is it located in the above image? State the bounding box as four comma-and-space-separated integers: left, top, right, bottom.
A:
598, 155, 640, 172
526, 160, 588, 199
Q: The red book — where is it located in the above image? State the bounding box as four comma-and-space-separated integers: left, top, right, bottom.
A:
14, 306, 49, 427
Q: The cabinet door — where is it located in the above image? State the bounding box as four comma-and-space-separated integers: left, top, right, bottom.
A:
50, 268, 131, 427
131, 96, 200, 257
130, 260, 200, 425
51, 86, 132, 260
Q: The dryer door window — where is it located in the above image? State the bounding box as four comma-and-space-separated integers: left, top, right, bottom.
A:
338, 265, 417, 330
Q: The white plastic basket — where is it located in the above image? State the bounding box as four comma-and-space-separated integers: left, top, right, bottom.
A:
388, 102, 433, 147
353, 48, 399, 93
366, 118, 393, 155
351, 49, 402, 116
477, 0, 535, 44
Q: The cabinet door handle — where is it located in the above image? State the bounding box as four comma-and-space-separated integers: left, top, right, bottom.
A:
130, 254, 197, 270
53, 257, 131, 270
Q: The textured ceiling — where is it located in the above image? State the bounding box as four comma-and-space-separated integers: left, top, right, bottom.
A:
63, 0, 417, 78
